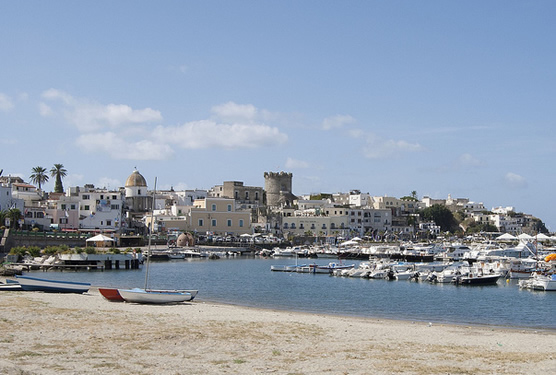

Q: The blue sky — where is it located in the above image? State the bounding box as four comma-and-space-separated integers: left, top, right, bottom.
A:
1, 1, 555, 230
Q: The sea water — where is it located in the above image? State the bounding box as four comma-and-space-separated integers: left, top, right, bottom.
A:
23, 257, 556, 330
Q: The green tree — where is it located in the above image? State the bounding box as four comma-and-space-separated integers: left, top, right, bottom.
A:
420, 204, 459, 233
30, 166, 49, 190
7, 208, 22, 229
0, 210, 7, 227
50, 164, 67, 193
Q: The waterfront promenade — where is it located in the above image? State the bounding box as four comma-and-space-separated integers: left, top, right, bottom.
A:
0, 288, 554, 374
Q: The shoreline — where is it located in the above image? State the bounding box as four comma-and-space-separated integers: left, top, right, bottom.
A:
1, 289, 555, 374
199, 297, 556, 334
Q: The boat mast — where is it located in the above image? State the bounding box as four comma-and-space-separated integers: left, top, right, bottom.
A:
144, 177, 157, 290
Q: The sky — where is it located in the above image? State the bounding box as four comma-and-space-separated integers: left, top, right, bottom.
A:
1, 1, 555, 230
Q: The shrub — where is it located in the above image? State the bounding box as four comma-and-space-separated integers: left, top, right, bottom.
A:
43, 246, 59, 255
85, 247, 97, 254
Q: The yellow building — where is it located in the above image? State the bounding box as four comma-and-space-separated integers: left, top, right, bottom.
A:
189, 197, 251, 235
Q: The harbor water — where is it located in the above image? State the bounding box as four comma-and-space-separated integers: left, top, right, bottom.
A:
22, 256, 556, 330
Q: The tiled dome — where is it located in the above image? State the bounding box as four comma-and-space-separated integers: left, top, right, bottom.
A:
125, 169, 147, 187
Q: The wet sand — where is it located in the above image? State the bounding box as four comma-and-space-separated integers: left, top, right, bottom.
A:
0, 287, 554, 374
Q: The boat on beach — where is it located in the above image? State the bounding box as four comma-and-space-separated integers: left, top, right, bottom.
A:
99, 287, 125, 302
15, 275, 91, 293
118, 288, 195, 304
0, 279, 22, 291
115, 177, 198, 305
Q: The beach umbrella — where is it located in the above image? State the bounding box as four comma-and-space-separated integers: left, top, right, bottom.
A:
535, 233, 552, 242
351, 237, 363, 241
339, 240, 359, 247
496, 233, 516, 241
517, 233, 533, 240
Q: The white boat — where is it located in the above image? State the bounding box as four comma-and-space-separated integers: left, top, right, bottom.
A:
119, 288, 194, 304
519, 273, 556, 291
118, 178, 198, 304
15, 275, 90, 293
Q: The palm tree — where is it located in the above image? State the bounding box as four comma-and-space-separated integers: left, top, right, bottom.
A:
7, 208, 21, 229
30, 166, 49, 190
50, 164, 67, 193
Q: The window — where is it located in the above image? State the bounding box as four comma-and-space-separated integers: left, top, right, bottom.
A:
291, 223, 296, 229
227, 204, 232, 212
239, 219, 244, 228
255, 192, 259, 200
211, 219, 217, 227
35, 212, 44, 218
61, 204, 67, 210
299, 224, 304, 229
71, 204, 76, 210
112, 195, 117, 200
107, 220, 112, 226
331, 223, 336, 229
283, 223, 289, 229
211, 204, 217, 211
138, 189, 141, 195
235, 191, 239, 199
59, 218, 68, 224
198, 219, 204, 226
311, 224, 315, 229
227, 219, 232, 227
82, 194, 90, 200
322, 224, 327, 229
84, 205, 90, 211
245, 192, 249, 200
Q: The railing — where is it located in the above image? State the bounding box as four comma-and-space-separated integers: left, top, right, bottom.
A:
12, 230, 92, 239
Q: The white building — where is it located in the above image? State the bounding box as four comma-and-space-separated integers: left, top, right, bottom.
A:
75, 186, 124, 231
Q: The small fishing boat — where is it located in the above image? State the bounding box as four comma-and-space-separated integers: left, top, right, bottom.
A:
15, 275, 90, 293
118, 288, 194, 304
0, 279, 22, 291
115, 177, 198, 305
99, 287, 125, 302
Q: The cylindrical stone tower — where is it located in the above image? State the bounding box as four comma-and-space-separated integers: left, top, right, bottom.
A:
264, 171, 293, 207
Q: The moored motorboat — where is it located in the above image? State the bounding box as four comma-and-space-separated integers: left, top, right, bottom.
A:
452, 273, 501, 285
15, 275, 90, 293
519, 273, 556, 291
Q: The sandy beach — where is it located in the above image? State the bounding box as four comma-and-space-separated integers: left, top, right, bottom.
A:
0, 288, 554, 375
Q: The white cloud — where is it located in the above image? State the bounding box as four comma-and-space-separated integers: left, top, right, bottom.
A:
456, 153, 483, 168
211, 101, 258, 123
322, 114, 356, 130
41, 89, 163, 132
38, 102, 53, 116
0, 93, 14, 111
504, 172, 527, 188
285, 157, 310, 169
362, 135, 423, 159
63, 174, 85, 188
97, 177, 122, 190
154, 120, 288, 150
76, 132, 174, 160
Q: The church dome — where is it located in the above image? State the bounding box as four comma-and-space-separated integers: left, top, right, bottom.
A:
125, 169, 147, 187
